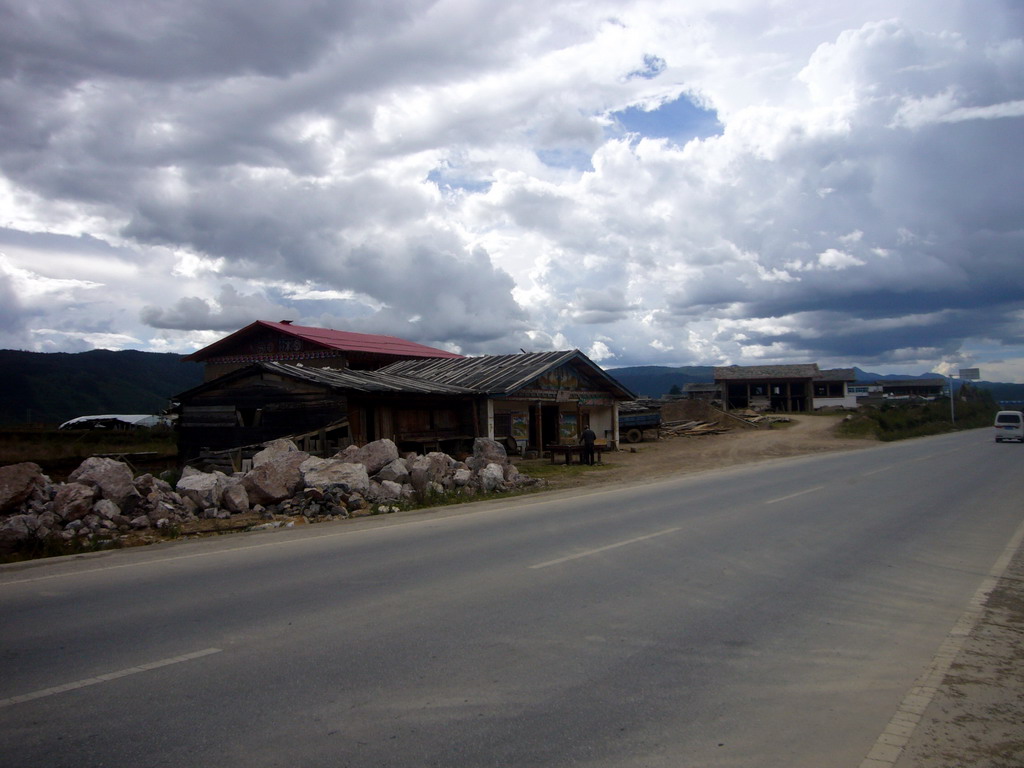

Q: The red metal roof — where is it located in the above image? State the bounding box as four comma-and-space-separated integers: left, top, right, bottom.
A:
183, 321, 463, 361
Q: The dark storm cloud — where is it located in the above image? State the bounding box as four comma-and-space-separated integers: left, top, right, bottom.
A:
0, 1, 420, 84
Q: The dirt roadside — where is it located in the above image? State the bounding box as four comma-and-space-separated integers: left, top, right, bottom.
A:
516, 407, 1022, 767
516, 403, 871, 491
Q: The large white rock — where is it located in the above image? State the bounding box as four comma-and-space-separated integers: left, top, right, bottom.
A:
243, 450, 310, 505
252, 439, 300, 468
301, 458, 369, 494
53, 482, 98, 522
352, 439, 400, 475
477, 463, 506, 492
375, 458, 410, 484
176, 471, 228, 509
69, 457, 140, 508
222, 482, 250, 514
373, 480, 403, 501
470, 438, 507, 471
0, 462, 46, 513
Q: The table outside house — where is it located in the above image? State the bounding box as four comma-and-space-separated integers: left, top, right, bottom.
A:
546, 442, 606, 465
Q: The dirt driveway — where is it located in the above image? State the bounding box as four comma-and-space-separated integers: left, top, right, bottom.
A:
518, 407, 870, 492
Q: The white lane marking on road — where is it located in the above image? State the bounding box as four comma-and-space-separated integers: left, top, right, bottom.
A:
764, 486, 824, 505
864, 447, 961, 477
0, 648, 222, 709
859, 515, 1024, 768
529, 527, 681, 570
862, 466, 892, 477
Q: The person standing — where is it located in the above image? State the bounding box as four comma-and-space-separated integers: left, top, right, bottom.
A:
580, 425, 597, 466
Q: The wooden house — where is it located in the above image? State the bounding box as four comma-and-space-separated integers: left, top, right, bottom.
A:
380, 350, 635, 453
172, 346, 635, 466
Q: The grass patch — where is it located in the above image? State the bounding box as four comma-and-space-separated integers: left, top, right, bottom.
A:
514, 458, 615, 482
0, 426, 177, 479
1, 533, 123, 564
836, 397, 998, 441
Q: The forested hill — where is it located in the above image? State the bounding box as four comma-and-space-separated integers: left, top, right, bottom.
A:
0, 349, 205, 426
605, 366, 714, 398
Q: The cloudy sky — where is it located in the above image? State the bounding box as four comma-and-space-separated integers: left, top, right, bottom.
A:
2, 1, 1023, 380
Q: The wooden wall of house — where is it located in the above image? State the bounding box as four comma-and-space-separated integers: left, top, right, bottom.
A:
347, 396, 480, 455
177, 378, 348, 462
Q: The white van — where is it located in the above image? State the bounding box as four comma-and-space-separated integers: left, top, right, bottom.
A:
994, 410, 1024, 442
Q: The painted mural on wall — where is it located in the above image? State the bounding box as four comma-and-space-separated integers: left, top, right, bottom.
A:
559, 412, 578, 442
511, 413, 529, 440
517, 364, 606, 401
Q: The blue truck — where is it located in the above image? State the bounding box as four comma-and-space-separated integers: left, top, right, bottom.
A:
619, 407, 662, 443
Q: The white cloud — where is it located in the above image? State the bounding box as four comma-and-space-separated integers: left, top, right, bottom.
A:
817, 249, 865, 270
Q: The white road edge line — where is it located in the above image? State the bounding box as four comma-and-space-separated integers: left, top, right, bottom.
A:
529, 527, 681, 570
764, 486, 824, 505
0, 648, 222, 709
859, 515, 1024, 768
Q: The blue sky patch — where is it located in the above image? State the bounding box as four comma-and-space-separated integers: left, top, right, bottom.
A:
535, 147, 596, 171
611, 94, 722, 144
427, 167, 493, 194
628, 54, 666, 80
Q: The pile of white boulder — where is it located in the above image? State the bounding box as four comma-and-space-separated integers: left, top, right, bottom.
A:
0, 437, 542, 555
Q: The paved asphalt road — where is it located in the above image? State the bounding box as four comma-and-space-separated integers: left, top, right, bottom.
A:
2, 428, 1022, 767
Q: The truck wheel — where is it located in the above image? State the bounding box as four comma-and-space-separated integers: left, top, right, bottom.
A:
626, 428, 642, 443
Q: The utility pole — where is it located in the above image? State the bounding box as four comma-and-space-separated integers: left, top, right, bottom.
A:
950, 367, 981, 425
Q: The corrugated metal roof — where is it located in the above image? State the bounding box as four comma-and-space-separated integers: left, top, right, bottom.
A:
379, 350, 636, 398
175, 352, 636, 401
262, 362, 477, 394
174, 361, 479, 400
183, 321, 463, 362
714, 364, 821, 380
816, 368, 856, 381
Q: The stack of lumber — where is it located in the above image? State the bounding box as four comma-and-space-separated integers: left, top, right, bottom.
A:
741, 414, 792, 425
660, 419, 731, 437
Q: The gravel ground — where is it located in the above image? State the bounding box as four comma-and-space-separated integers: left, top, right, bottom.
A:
890, 542, 1024, 768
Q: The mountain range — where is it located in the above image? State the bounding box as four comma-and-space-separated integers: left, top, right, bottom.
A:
1, 350, 1022, 427
0, 350, 204, 426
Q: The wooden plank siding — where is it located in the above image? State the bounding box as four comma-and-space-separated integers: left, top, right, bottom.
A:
178, 379, 349, 462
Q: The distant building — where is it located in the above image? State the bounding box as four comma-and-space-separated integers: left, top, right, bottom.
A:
714, 364, 820, 412
877, 378, 946, 399
59, 414, 171, 430
813, 368, 858, 409
714, 364, 858, 412
683, 382, 721, 401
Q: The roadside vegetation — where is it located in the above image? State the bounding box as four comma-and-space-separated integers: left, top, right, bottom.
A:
836, 390, 999, 441
0, 426, 178, 480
